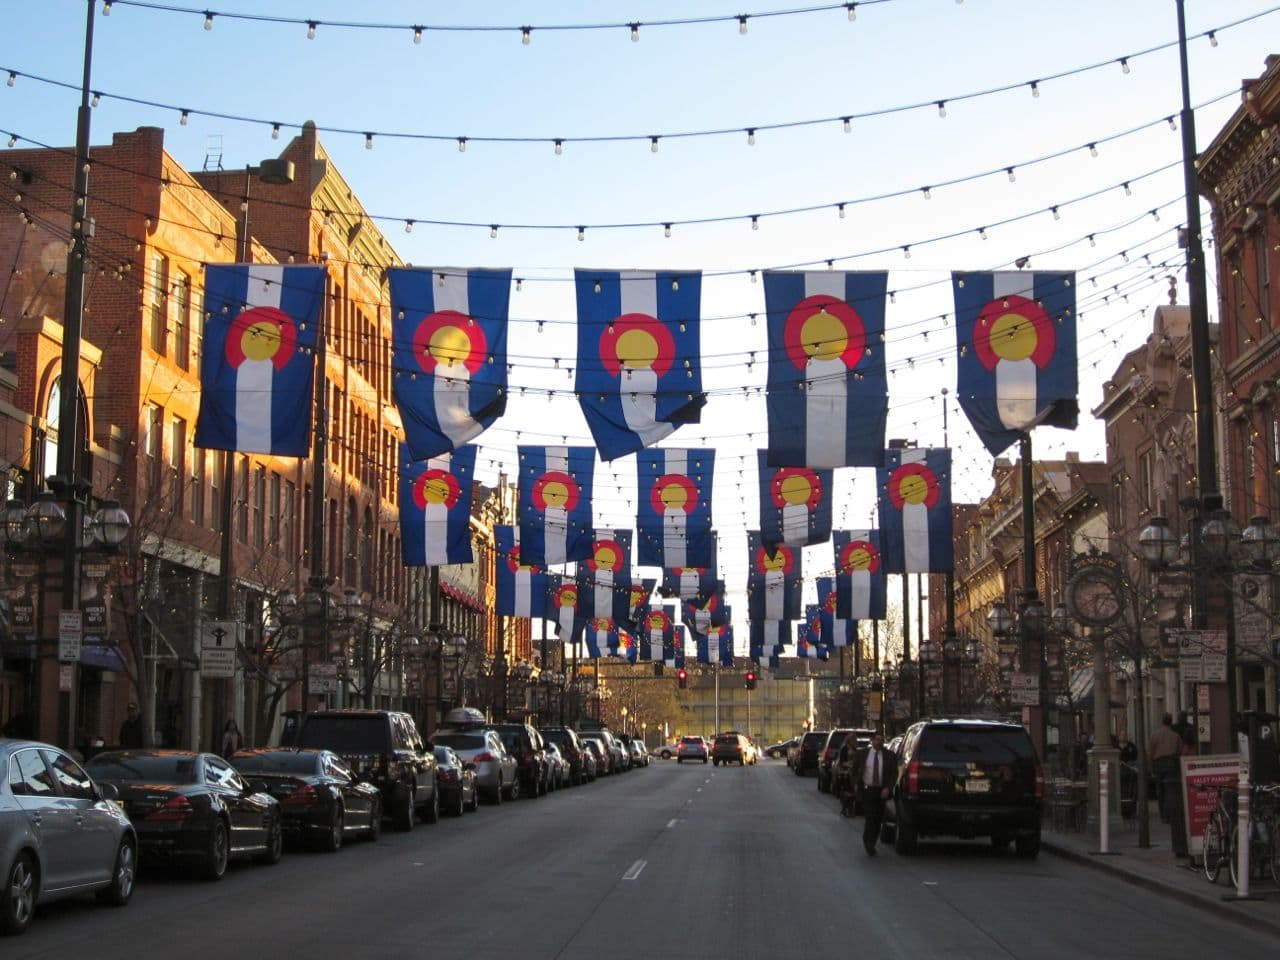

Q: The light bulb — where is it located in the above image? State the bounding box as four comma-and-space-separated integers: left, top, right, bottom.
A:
594, 280, 602, 294
413, 26, 423, 44
7, 135, 16, 147
922, 186, 931, 199
1208, 31, 1218, 47
102, 2, 111, 14
554, 139, 563, 155
1030, 81, 1040, 98
1089, 143, 1098, 157
751, 216, 759, 231
365, 133, 373, 149
1006, 167, 1016, 182
516, 278, 523, 292
404, 220, 413, 233
521, 26, 531, 44
271, 123, 281, 139
6, 73, 16, 87
902, 246, 911, 259
307, 21, 317, 40
847, 3, 857, 20
203, 12, 213, 30
937, 101, 947, 118
837, 204, 846, 219
746, 128, 756, 146
1168, 116, 1177, 131
489, 225, 498, 239
750, 271, 757, 284
1123, 182, 1131, 196
1088, 234, 1096, 247
630, 23, 639, 42
180, 110, 189, 125
978, 227, 988, 240
1151, 209, 1160, 222
1119, 58, 1130, 74
91, 92, 101, 107
1051, 206, 1060, 220
663, 223, 671, 238
457, 137, 467, 152
577, 226, 584, 242
738, 16, 748, 34
842, 117, 851, 133
650, 136, 659, 153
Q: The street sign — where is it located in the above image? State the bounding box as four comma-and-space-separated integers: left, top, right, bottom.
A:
58, 610, 82, 662
1008, 672, 1039, 690
58, 663, 74, 692
1232, 573, 1271, 661
1200, 654, 1227, 683
199, 620, 241, 679
1200, 629, 1227, 655
1009, 689, 1040, 706
1197, 714, 1211, 743
308, 662, 337, 693
1197, 683, 1211, 713
1178, 657, 1202, 684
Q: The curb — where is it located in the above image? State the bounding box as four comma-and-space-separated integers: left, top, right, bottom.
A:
1042, 838, 1280, 939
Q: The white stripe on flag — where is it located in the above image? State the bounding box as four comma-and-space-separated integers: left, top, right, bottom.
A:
782, 504, 808, 546
424, 503, 448, 565
803, 272, 848, 467
544, 507, 568, 565
764, 569, 784, 620
850, 569, 871, 620
515, 570, 531, 616
617, 271, 673, 447
901, 449, 930, 573
235, 265, 285, 453
991, 272, 1039, 431
595, 571, 613, 624
664, 513, 687, 568
430, 271, 482, 447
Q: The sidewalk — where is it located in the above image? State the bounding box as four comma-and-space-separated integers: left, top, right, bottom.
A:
1042, 814, 1280, 938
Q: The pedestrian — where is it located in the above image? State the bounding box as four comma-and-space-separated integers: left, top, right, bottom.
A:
221, 718, 243, 758
1148, 712, 1183, 822
1113, 729, 1138, 765
118, 703, 144, 748
1074, 730, 1093, 779
853, 732, 897, 856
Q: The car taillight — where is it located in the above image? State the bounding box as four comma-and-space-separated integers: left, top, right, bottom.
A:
906, 760, 921, 796
281, 784, 318, 807
473, 752, 497, 763
438, 768, 458, 782
1034, 765, 1045, 800
148, 795, 195, 821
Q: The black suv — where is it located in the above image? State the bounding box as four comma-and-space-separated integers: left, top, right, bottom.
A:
883, 719, 1044, 858
295, 710, 439, 831
792, 730, 828, 776
541, 727, 587, 785
490, 722, 549, 797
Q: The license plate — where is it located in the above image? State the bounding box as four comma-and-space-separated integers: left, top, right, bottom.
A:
963, 779, 990, 794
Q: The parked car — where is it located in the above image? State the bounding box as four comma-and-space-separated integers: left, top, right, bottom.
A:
676, 735, 709, 764
712, 732, 753, 766
490, 723, 550, 797
84, 750, 282, 881
430, 728, 519, 803
650, 742, 680, 760
544, 743, 569, 789
816, 728, 858, 793
1, 738, 137, 935
627, 740, 649, 768
882, 719, 1045, 858
765, 737, 797, 759
578, 739, 604, 781
541, 727, 587, 785
579, 730, 625, 774
431, 746, 479, 816
229, 747, 381, 850
792, 731, 828, 776
295, 710, 439, 831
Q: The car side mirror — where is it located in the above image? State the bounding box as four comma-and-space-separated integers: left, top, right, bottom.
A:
97, 782, 119, 801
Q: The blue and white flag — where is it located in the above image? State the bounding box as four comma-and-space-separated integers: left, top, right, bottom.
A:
758, 451, 833, 548
696, 618, 734, 666
495, 525, 548, 619
639, 604, 675, 663
817, 577, 857, 648
953, 271, 1077, 456
669, 623, 687, 668
195, 264, 325, 456
548, 576, 585, 643
626, 578, 657, 633
749, 619, 789, 656
746, 532, 803, 622
584, 616, 618, 659
834, 529, 887, 620
683, 585, 728, 637
389, 267, 510, 460
609, 630, 638, 663
575, 270, 705, 461
795, 610, 830, 660
660, 563, 717, 603
636, 448, 714, 568
764, 270, 888, 468
878, 448, 954, 574
576, 530, 633, 627
518, 445, 596, 566
399, 444, 476, 566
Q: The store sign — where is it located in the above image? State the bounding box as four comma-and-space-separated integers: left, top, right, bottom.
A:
1180, 754, 1243, 857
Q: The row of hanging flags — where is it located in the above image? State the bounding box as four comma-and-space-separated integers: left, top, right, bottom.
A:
194, 263, 1077, 663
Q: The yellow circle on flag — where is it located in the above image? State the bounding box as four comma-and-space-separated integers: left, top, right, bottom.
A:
240, 321, 282, 362
616, 328, 659, 369
800, 309, 847, 362
897, 474, 930, 505
989, 311, 1038, 361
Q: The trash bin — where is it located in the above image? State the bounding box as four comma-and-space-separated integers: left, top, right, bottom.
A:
1165, 771, 1187, 858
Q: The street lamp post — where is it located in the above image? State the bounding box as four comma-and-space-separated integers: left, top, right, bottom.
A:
275, 578, 360, 720
988, 594, 1049, 758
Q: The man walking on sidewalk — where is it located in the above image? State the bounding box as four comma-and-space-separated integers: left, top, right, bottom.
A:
1148, 713, 1183, 822
854, 732, 897, 855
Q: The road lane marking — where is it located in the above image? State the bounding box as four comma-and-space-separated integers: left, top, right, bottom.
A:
666, 818, 678, 829
622, 860, 647, 881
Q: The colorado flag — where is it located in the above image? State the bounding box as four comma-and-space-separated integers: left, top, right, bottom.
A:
764, 270, 888, 468
636, 448, 714, 568
833, 529, 887, 620
496, 525, 548, 619
746, 532, 802, 622
758, 452, 833, 548
518, 446, 596, 566
399, 444, 476, 566
195, 264, 325, 456
575, 270, 705, 461
878, 448, 954, 574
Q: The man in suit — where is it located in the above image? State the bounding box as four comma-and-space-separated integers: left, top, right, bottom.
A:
853, 732, 897, 855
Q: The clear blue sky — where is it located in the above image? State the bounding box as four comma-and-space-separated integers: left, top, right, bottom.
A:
4, 1, 1276, 652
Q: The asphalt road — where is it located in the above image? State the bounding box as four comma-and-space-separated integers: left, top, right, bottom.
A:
11, 759, 1278, 959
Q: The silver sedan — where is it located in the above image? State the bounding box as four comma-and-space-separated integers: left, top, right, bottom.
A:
1, 739, 137, 935
429, 729, 519, 803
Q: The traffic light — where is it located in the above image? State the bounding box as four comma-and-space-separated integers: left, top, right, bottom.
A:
653, 662, 664, 677
745, 670, 757, 690
677, 669, 688, 689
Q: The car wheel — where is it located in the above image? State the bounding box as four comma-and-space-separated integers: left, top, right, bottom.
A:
467, 786, 480, 813
422, 784, 441, 825
364, 799, 382, 841
201, 819, 230, 881
990, 832, 1011, 851
322, 806, 344, 853
894, 820, 918, 856
661, 750, 672, 759
506, 776, 521, 802
1, 851, 36, 935
395, 786, 416, 832
1015, 832, 1041, 860
452, 787, 465, 817
677, 758, 683, 764
257, 813, 284, 865
97, 838, 136, 907
713, 759, 720, 766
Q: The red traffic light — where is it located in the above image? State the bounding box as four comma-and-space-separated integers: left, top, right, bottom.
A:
677, 669, 688, 689
745, 671, 757, 690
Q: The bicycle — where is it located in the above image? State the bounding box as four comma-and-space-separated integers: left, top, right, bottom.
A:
1198, 782, 1235, 884
1227, 781, 1280, 889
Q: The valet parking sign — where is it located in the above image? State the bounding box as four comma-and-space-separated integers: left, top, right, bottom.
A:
1180, 753, 1244, 858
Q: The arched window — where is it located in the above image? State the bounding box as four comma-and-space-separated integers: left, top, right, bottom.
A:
361, 506, 374, 595
344, 497, 358, 586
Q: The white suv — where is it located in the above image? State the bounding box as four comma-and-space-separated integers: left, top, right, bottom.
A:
676, 736, 709, 763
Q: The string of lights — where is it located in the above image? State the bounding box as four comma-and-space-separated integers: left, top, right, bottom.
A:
3, 8, 1267, 153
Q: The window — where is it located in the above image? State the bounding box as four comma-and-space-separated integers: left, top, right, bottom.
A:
253, 465, 266, 548
191, 448, 205, 526
9, 749, 54, 796
45, 750, 95, 800
283, 480, 296, 559
174, 271, 191, 370
1256, 229, 1273, 336
1233, 259, 1251, 352
144, 403, 163, 494
269, 473, 281, 553
1112, 473, 1127, 532
211, 450, 225, 526
192, 288, 204, 374
236, 456, 249, 543
170, 416, 187, 519
1136, 449, 1154, 514
149, 254, 169, 354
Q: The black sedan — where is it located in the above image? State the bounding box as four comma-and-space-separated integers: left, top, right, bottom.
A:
230, 748, 381, 850
431, 746, 478, 817
84, 750, 282, 881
